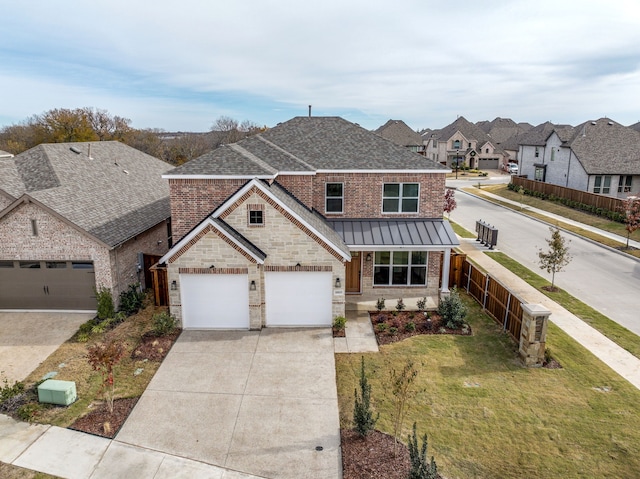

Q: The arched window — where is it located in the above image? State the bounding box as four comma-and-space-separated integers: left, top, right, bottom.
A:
453, 139, 461, 149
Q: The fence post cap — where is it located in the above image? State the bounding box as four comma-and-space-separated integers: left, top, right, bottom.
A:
521, 304, 551, 316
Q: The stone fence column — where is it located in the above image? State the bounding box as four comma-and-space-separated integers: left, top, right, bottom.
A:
519, 304, 551, 367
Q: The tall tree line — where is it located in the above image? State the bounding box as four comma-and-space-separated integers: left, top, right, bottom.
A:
0, 108, 263, 165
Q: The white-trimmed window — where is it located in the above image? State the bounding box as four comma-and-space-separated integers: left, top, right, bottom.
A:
373, 251, 427, 286
383, 183, 419, 213
594, 175, 611, 194
618, 176, 632, 193
325, 183, 343, 213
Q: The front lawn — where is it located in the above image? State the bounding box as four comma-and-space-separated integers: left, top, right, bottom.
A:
335, 294, 640, 478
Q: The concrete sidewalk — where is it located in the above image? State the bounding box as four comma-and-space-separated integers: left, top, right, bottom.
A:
458, 238, 640, 390
0, 413, 265, 479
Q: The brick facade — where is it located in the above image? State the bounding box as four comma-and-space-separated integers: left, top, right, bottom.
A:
169, 178, 247, 240
169, 173, 446, 242
0, 201, 169, 307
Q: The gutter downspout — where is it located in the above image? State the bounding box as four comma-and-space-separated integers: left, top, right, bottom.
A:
566, 150, 572, 187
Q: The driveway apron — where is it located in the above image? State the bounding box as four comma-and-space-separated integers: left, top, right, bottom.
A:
116, 328, 341, 479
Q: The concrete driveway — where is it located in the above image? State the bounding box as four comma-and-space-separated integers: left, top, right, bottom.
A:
0, 312, 93, 383
116, 328, 341, 479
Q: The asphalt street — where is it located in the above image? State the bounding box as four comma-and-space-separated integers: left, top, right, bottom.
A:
448, 181, 640, 336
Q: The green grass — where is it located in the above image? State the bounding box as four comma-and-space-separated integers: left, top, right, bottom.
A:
449, 220, 476, 238
335, 294, 640, 478
485, 251, 640, 360
468, 184, 640, 258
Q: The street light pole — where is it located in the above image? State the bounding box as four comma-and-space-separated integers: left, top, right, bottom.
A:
455, 149, 459, 179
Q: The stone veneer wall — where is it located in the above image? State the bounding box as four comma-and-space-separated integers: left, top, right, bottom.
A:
167, 189, 346, 328
0, 202, 112, 291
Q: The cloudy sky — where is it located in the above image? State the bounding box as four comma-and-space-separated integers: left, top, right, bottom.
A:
2, 0, 639, 132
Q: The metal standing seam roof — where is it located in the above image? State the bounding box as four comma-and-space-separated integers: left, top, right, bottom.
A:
327, 219, 459, 248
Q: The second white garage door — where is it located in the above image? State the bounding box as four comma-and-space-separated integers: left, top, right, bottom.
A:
265, 271, 333, 327
179, 274, 250, 329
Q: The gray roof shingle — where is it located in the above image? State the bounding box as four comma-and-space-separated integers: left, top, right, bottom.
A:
3, 141, 172, 247
168, 117, 447, 176
563, 118, 640, 175
374, 120, 424, 147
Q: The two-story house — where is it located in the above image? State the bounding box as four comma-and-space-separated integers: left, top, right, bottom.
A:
424, 116, 510, 170
158, 116, 458, 330
374, 119, 425, 154
519, 118, 640, 197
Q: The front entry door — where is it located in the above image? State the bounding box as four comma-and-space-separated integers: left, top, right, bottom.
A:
345, 252, 362, 293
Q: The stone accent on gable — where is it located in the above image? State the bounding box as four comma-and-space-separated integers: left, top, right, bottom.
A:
168, 224, 259, 265
166, 191, 346, 329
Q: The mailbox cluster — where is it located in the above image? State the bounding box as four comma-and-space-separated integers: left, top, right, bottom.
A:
475, 220, 498, 249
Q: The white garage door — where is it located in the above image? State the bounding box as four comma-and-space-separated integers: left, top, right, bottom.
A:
265, 271, 333, 326
179, 274, 249, 329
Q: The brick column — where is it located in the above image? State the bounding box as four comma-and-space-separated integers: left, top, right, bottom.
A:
519, 304, 550, 367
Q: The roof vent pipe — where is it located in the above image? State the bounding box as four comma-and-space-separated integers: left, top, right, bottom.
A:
88, 143, 93, 159
308, 105, 312, 117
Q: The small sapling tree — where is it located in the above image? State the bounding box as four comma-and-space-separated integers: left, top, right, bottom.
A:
443, 189, 456, 219
538, 227, 572, 292
353, 356, 378, 436
622, 195, 640, 249
87, 340, 124, 414
389, 360, 418, 456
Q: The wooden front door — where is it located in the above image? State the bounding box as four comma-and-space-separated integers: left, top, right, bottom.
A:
345, 251, 362, 293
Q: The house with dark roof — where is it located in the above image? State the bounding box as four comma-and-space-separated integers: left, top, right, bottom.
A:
0, 141, 172, 310
374, 120, 425, 153
159, 116, 458, 330
518, 118, 640, 197
424, 116, 510, 170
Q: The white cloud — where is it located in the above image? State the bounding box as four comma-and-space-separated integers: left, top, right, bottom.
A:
1, 0, 640, 131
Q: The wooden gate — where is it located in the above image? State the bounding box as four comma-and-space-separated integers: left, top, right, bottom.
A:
150, 264, 168, 306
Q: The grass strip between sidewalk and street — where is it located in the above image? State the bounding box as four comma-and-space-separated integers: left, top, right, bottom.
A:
336, 293, 640, 479
464, 184, 640, 259
484, 250, 640, 360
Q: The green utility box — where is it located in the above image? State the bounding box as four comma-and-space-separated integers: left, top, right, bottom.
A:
37, 379, 77, 406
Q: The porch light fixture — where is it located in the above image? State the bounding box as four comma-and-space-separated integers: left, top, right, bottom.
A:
335, 277, 341, 288
366, 253, 372, 262
250, 280, 256, 291
171, 280, 177, 291
209, 264, 215, 269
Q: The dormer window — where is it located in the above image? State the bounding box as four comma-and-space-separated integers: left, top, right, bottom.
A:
453, 140, 461, 149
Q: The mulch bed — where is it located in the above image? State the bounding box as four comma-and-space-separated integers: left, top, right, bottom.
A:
370, 310, 471, 345
69, 329, 181, 439
341, 429, 411, 479
69, 397, 138, 438
131, 330, 181, 361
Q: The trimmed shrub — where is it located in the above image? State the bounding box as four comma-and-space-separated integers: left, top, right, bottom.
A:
95, 286, 114, 321
118, 283, 145, 316
437, 288, 467, 329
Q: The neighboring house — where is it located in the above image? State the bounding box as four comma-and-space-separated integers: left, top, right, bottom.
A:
519, 118, 640, 197
374, 120, 425, 153
476, 117, 533, 163
424, 116, 510, 170
159, 116, 458, 330
0, 141, 172, 310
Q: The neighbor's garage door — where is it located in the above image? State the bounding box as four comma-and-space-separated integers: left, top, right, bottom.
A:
0, 260, 96, 310
478, 158, 499, 169
179, 273, 249, 329
265, 271, 333, 326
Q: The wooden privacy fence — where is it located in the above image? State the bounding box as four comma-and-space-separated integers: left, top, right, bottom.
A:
458, 257, 523, 342
512, 176, 623, 213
